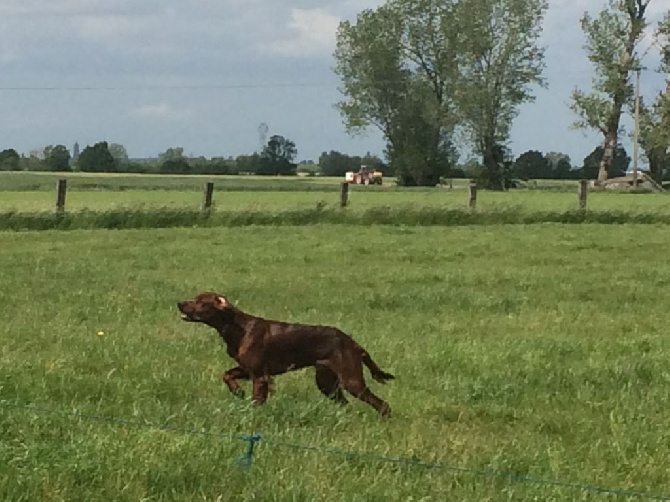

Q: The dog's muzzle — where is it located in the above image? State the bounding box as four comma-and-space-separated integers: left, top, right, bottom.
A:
177, 302, 199, 321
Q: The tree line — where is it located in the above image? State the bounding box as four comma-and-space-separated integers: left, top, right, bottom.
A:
4, 139, 660, 181
0, 135, 301, 176
333, 0, 670, 188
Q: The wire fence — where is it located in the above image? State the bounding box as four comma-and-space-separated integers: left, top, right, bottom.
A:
1, 400, 668, 501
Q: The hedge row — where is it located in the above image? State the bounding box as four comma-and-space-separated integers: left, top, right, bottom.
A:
0, 206, 668, 231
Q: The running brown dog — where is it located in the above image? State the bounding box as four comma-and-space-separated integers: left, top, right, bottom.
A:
177, 292, 394, 416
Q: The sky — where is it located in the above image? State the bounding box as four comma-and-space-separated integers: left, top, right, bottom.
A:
0, 0, 667, 166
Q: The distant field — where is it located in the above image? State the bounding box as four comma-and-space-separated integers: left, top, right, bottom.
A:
1, 170, 670, 215
1, 224, 669, 500
0, 171, 403, 192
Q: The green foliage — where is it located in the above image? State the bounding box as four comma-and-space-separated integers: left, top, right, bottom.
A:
161, 158, 191, 174
319, 150, 387, 178
158, 147, 185, 165
334, 6, 409, 135
513, 151, 579, 180
639, 93, 670, 182
258, 135, 297, 175
0, 148, 20, 171
157, 147, 190, 174
0, 225, 669, 499
78, 142, 117, 173
513, 150, 551, 180
545, 152, 574, 179
335, 2, 459, 186
18, 151, 45, 172
391, 128, 457, 186
235, 153, 262, 174
319, 151, 355, 177
581, 145, 630, 179
474, 144, 516, 189
109, 143, 130, 170
455, 0, 548, 189
43, 144, 72, 172
386, 79, 459, 186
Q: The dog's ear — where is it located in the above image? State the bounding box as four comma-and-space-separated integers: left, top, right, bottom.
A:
214, 295, 230, 309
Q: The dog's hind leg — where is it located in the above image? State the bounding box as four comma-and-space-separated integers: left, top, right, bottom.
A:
345, 380, 391, 417
338, 362, 391, 417
223, 366, 249, 398
315, 365, 348, 405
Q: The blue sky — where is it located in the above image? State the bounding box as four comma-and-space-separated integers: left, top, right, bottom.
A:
0, 0, 666, 166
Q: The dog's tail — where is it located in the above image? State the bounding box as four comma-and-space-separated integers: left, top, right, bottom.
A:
360, 349, 395, 383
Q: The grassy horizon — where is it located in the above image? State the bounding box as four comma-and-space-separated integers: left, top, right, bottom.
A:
1, 224, 669, 500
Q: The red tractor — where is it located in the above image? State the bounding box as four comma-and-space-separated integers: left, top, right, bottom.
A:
344, 165, 383, 185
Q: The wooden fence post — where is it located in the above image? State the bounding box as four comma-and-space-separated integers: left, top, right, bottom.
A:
56, 179, 67, 212
578, 180, 588, 209
468, 182, 477, 209
340, 182, 349, 208
202, 182, 214, 211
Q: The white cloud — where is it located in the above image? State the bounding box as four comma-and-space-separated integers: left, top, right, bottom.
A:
130, 103, 193, 122
264, 8, 342, 58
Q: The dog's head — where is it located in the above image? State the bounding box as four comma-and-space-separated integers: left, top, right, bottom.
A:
177, 292, 235, 327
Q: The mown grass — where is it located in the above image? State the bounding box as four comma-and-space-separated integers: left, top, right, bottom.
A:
1, 225, 669, 501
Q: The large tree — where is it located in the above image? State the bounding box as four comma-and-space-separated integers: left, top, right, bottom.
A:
258, 135, 297, 175
0, 148, 20, 171
334, 0, 546, 188
513, 150, 551, 180
78, 142, 116, 172
157, 146, 190, 173
158, 147, 185, 164
319, 151, 361, 177
455, 0, 548, 189
334, 1, 460, 186
43, 145, 71, 172
109, 143, 129, 170
545, 151, 574, 179
582, 145, 630, 179
385, 77, 458, 185
570, 0, 653, 184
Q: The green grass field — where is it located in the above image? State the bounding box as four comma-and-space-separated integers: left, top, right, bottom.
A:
1, 224, 669, 501
0, 171, 352, 192
2, 171, 670, 216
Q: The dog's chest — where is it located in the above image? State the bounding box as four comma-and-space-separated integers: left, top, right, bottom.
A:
216, 326, 244, 358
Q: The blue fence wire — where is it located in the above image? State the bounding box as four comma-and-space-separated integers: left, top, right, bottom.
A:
1, 400, 668, 501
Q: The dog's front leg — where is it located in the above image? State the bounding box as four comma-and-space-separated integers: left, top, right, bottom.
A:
223, 366, 249, 398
